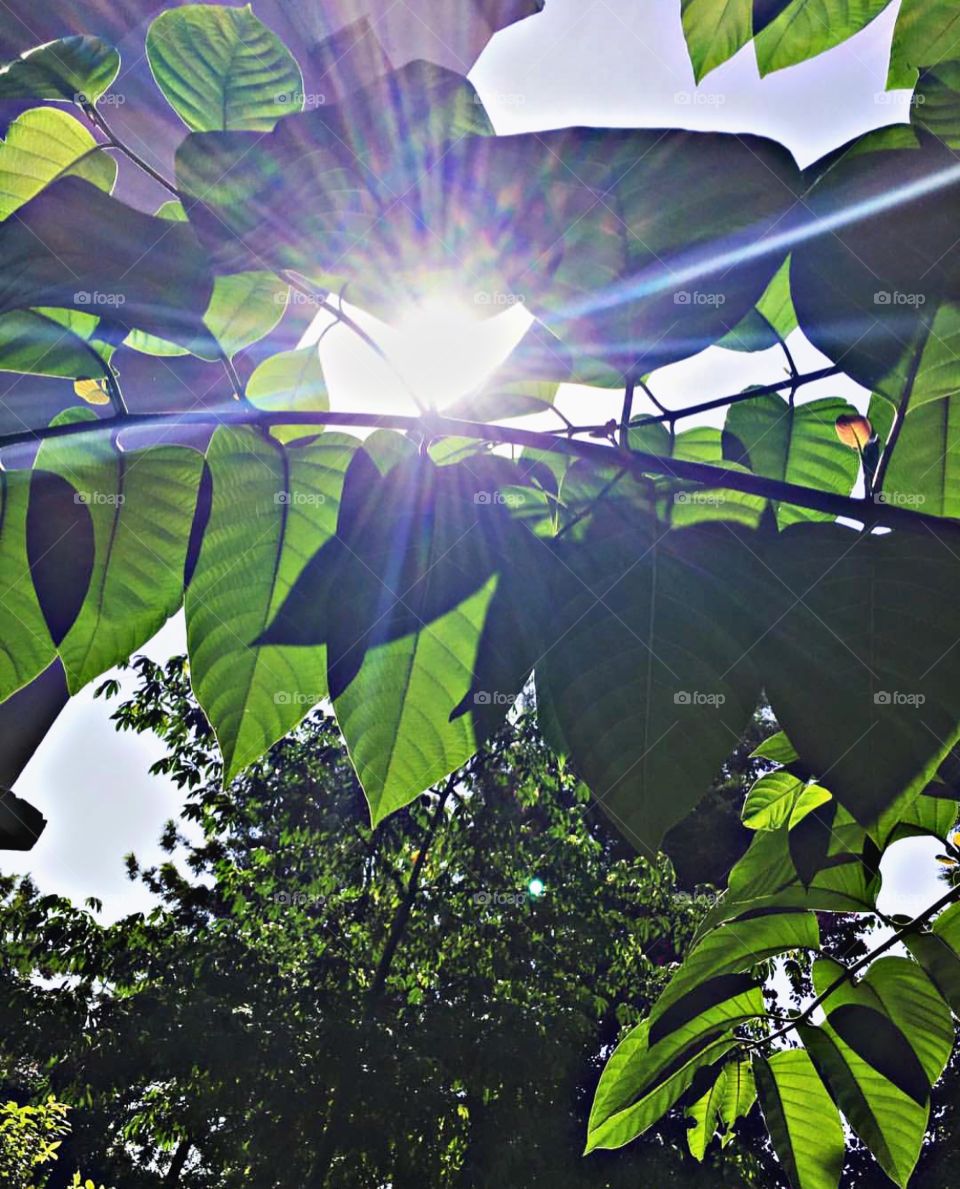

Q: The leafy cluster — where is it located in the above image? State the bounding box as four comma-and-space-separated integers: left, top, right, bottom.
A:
0, 657, 767, 1187
0, 2, 958, 1186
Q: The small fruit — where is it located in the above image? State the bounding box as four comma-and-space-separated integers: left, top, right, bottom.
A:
835, 414, 873, 449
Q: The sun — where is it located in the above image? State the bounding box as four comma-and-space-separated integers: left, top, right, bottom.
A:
308, 294, 533, 416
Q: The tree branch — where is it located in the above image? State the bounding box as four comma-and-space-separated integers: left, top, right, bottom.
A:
4, 403, 956, 534
752, 881, 960, 1052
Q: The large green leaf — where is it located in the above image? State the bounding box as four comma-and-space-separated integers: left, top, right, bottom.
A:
913, 60, 960, 147
0, 470, 58, 702
262, 453, 532, 824
178, 61, 800, 373
0, 107, 116, 222
874, 391, 960, 517
650, 911, 819, 1027
799, 965, 938, 1189
536, 510, 765, 852
146, 3, 303, 132
724, 396, 860, 527
753, 0, 893, 77
906, 902, 960, 1014
681, 0, 753, 81
586, 984, 764, 1152
759, 523, 960, 831
186, 427, 359, 782
792, 126, 960, 410
0, 35, 119, 102
814, 955, 954, 1091
754, 1049, 845, 1189
0, 178, 217, 356
687, 1058, 756, 1158
0, 309, 110, 380
36, 423, 203, 694
888, 0, 960, 89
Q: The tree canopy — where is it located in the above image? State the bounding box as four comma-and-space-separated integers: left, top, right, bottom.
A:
0, 2, 960, 1186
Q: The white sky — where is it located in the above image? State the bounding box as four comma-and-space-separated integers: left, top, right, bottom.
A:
2, 0, 944, 920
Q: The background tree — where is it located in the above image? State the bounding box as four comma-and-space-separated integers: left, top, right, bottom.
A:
0, 656, 776, 1188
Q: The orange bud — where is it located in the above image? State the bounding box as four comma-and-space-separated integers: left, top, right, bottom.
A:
835, 414, 873, 449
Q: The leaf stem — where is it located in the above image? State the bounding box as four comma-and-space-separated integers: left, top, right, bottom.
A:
81, 101, 182, 200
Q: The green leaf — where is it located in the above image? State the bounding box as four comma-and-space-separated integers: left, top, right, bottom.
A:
185, 427, 359, 782
203, 271, 287, 358
681, 0, 753, 82
759, 523, 960, 831
537, 511, 765, 852
799, 1013, 928, 1186
828, 1003, 930, 1104
650, 911, 819, 1027
0, 177, 217, 356
0, 36, 119, 103
0, 310, 110, 380
0, 470, 58, 702
904, 902, 960, 1016
262, 454, 530, 824
724, 396, 860, 527
246, 346, 329, 443
0, 107, 116, 223
35, 427, 203, 694
754, 0, 892, 77
687, 1058, 757, 1157
750, 730, 799, 764
179, 75, 800, 373
912, 61, 960, 147
146, 3, 303, 132
792, 127, 960, 410
700, 804, 880, 929
754, 1049, 844, 1189
718, 256, 797, 351
742, 771, 832, 830
586, 984, 764, 1152
874, 392, 960, 517
888, 0, 960, 89
716, 1057, 757, 1141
